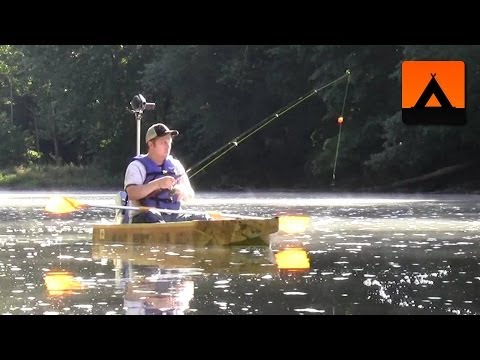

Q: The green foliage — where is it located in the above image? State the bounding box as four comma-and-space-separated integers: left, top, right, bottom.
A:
1, 45, 480, 191
362, 46, 480, 186
25, 149, 43, 164
0, 112, 27, 166
0, 164, 119, 189
306, 45, 404, 187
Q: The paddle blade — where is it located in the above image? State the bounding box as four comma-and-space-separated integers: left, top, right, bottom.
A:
207, 211, 225, 220
45, 196, 85, 214
278, 215, 311, 234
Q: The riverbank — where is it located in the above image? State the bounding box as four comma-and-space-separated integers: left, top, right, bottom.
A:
0, 164, 122, 191
1, 164, 479, 194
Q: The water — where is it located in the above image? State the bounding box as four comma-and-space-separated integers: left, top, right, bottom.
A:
1, 191, 480, 315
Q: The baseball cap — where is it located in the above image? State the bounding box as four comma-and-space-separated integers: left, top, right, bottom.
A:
145, 123, 179, 143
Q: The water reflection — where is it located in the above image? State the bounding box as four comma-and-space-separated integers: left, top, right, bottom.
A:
91, 241, 311, 315
44, 270, 83, 297
123, 266, 195, 315
2, 192, 480, 315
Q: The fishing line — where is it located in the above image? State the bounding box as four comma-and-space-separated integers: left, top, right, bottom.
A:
331, 70, 351, 186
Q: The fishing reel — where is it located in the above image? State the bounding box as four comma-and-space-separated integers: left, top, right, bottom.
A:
130, 94, 155, 114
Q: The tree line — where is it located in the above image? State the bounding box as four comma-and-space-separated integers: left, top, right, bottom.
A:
1, 45, 479, 191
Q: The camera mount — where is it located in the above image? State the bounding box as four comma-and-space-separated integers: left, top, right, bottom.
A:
129, 94, 156, 155
130, 94, 156, 113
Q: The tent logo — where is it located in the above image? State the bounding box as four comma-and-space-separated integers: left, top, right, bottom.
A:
402, 60, 466, 125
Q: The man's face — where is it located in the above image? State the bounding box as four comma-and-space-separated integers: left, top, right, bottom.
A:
150, 134, 172, 157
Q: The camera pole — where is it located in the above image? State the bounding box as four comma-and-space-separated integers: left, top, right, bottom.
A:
135, 111, 142, 156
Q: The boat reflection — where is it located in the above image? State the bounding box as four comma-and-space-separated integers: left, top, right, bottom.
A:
91, 240, 311, 315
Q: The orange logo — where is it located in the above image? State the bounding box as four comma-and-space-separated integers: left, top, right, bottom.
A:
402, 60, 465, 125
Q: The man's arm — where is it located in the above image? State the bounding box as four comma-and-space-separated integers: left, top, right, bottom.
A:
125, 161, 176, 201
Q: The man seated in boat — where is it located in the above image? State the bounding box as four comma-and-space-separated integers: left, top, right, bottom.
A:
124, 122, 210, 223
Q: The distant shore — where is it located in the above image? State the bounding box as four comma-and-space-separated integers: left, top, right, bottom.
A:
1, 164, 479, 194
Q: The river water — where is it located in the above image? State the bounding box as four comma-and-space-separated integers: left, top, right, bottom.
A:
1, 191, 479, 315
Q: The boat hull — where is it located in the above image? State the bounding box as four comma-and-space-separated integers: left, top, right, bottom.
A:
92, 217, 279, 246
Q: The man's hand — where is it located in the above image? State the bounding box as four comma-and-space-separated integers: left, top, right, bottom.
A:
150, 176, 176, 190
171, 183, 189, 201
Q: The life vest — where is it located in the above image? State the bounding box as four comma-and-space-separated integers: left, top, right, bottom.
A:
132, 154, 181, 210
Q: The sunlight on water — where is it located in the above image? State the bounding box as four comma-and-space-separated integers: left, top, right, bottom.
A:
191, 195, 438, 207
1, 191, 480, 314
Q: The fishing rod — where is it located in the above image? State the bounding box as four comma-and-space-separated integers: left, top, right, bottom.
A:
185, 69, 351, 179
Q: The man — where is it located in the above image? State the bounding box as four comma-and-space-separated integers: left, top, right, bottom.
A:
124, 122, 208, 223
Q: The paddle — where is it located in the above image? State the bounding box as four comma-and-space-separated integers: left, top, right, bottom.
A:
44, 196, 311, 233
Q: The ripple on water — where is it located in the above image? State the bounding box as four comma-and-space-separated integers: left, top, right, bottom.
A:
294, 308, 325, 313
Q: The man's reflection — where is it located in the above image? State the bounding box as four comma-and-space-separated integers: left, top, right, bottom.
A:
123, 266, 195, 315
95, 242, 311, 315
